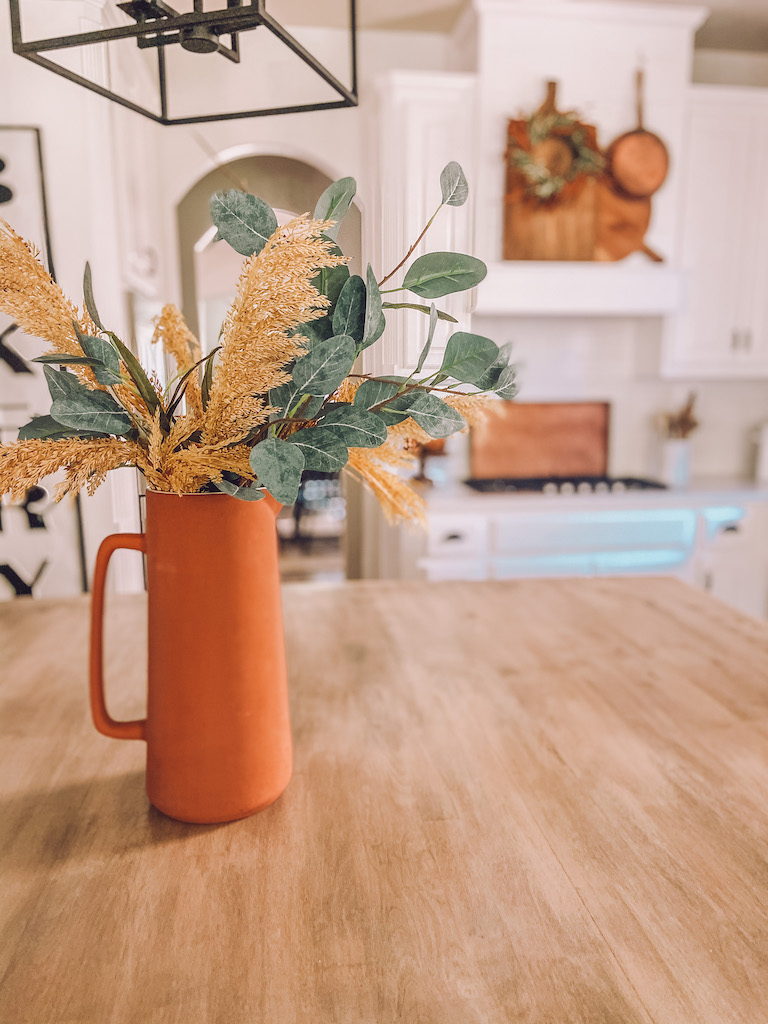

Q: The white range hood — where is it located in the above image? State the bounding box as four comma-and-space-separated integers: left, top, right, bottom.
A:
370, 1, 706, 374
474, 260, 685, 317
459, 0, 707, 317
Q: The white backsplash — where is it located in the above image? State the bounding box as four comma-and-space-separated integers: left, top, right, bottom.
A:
470, 312, 768, 482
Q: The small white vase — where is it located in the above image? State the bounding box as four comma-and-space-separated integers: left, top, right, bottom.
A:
660, 438, 691, 489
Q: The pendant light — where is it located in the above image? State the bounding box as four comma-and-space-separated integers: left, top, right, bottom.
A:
10, 0, 357, 125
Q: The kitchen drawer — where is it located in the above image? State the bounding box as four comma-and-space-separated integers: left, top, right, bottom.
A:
427, 515, 489, 559
491, 510, 697, 556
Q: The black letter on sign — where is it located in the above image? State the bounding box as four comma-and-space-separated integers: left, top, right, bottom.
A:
0, 561, 48, 597
0, 323, 32, 374
0, 156, 13, 205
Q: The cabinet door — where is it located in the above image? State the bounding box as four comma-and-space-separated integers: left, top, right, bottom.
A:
367, 72, 477, 378
744, 115, 768, 369
664, 90, 768, 377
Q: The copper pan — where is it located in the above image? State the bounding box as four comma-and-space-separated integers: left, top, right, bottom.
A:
605, 69, 669, 200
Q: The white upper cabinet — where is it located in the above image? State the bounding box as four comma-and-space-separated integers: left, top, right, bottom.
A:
368, 71, 477, 378
664, 87, 768, 378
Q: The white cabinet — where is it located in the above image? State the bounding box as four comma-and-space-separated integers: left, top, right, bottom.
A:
421, 506, 699, 583
368, 71, 477, 378
412, 491, 768, 619
693, 505, 768, 619
664, 86, 768, 378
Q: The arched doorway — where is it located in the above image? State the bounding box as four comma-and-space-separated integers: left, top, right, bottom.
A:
177, 154, 363, 581
177, 154, 362, 342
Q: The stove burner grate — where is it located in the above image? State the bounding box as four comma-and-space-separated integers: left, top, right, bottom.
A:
464, 475, 668, 494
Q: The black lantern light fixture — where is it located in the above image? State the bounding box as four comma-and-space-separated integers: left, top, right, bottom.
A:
10, 0, 357, 125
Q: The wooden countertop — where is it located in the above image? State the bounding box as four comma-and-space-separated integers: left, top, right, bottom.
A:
2, 577, 768, 1023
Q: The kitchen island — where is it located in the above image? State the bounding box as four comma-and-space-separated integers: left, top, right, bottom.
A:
1, 577, 767, 1023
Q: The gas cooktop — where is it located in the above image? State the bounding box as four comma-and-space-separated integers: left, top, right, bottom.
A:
464, 475, 668, 494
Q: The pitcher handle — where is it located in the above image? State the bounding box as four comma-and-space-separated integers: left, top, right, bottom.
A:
89, 533, 147, 741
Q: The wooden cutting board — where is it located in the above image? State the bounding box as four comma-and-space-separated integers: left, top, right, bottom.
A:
470, 401, 610, 479
593, 182, 663, 262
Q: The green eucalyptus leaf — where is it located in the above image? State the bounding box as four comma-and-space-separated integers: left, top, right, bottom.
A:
213, 475, 265, 501
249, 437, 305, 506
494, 365, 518, 400
269, 382, 324, 420
291, 334, 355, 396
269, 381, 299, 416
311, 244, 350, 307
407, 391, 466, 438
17, 415, 104, 441
370, 389, 422, 426
403, 252, 487, 299
439, 331, 499, 384
294, 394, 325, 419
83, 262, 106, 332
33, 354, 100, 366
474, 341, 514, 391
381, 301, 458, 324
286, 426, 349, 472
361, 265, 385, 350
18, 415, 68, 440
313, 177, 356, 241
78, 334, 122, 386
353, 377, 401, 410
209, 190, 278, 257
316, 404, 388, 448
294, 316, 333, 348
43, 365, 85, 403
416, 303, 439, 374
51, 391, 133, 435
440, 162, 469, 207
332, 275, 366, 342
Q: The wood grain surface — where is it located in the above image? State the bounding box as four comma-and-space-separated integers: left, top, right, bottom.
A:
2, 578, 768, 1023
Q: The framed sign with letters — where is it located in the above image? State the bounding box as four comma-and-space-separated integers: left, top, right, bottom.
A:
0, 125, 87, 600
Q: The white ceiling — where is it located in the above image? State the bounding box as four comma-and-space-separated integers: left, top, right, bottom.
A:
276, 0, 768, 51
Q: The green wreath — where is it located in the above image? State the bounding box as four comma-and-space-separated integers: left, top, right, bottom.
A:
508, 110, 605, 202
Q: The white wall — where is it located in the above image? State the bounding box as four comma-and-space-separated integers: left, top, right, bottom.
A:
471, 313, 768, 482
694, 49, 768, 88
0, 0, 150, 590
154, 28, 451, 306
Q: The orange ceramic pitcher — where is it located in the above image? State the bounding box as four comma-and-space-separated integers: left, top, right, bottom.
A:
89, 490, 292, 823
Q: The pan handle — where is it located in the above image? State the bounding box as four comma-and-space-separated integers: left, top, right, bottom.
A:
636, 68, 645, 130
641, 243, 664, 264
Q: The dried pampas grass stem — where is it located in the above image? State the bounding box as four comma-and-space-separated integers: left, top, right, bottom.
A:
202, 215, 346, 446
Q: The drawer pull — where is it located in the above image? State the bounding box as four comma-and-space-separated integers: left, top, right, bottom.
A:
444, 532, 464, 542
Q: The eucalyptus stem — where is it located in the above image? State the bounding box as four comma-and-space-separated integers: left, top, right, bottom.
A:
349, 373, 472, 398
377, 201, 444, 288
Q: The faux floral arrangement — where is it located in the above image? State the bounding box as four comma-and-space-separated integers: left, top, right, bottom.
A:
0, 163, 516, 522
656, 392, 699, 440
